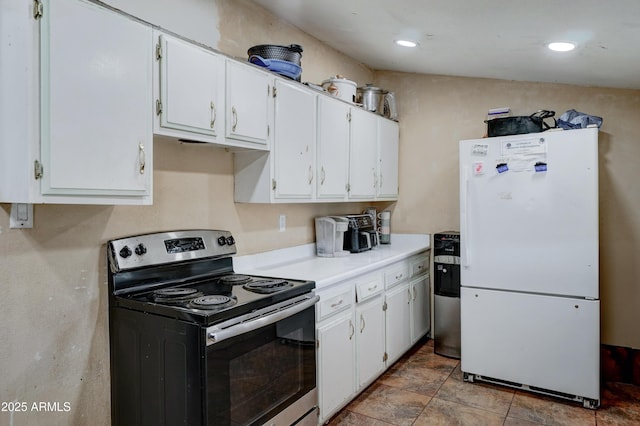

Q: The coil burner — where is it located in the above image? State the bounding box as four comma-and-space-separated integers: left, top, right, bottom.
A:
218, 274, 252, 285
189, 295, 237, 310
151, 287, 202, 304
243, 279, 294, 294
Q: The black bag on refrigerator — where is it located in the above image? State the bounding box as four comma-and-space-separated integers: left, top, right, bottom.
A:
485, 110, 556, 137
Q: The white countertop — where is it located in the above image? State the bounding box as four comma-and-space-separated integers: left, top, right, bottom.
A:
234, 233, 430, 290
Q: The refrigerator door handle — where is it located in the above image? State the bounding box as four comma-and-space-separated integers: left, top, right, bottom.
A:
461, 166, 470, 268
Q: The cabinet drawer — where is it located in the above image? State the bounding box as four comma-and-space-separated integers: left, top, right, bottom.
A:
318, 287, 353, 321
355, 273, 383, 302
410, 254, 429, 277
384, 263, 409, 289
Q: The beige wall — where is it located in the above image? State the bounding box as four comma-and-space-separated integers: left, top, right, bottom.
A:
1, 0, 639, 424
374, 71, 640, 349
0, 2, 380, 425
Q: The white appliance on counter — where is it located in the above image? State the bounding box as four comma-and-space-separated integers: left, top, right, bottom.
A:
459, 127, 600, 409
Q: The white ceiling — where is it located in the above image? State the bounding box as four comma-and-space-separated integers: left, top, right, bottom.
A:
250, 0, 640, 89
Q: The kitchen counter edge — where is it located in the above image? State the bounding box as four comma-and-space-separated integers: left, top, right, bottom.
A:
234, 233, 430, 290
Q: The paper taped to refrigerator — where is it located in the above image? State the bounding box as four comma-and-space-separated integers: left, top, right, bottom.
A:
499, 136, 547, 172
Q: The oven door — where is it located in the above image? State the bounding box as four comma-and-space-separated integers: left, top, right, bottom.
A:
206, 294, 319, 426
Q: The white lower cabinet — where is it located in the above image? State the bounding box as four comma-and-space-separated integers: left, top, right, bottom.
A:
316, 284, 356, 423
317, 311, 356, 423
408, 250, 431, 343
316, 251, 430, 424
410, 272, 431, 343
385, 282, 412, 365
355, 295, 385, 389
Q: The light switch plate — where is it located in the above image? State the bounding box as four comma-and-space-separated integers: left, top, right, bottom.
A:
10, 203, 33, 228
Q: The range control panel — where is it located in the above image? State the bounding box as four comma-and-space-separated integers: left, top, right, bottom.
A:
109, 230, 236, 272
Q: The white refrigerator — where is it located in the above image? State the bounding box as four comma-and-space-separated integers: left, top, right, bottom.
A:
459, 127, 600, 408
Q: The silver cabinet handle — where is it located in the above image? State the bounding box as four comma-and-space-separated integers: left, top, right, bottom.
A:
308, 165, 313, 184
368, 284, 378, 292
330, 299, 343, 309
138, 143, 145, 174
231, 106, 238, 132
360, 313, 365, 333
407, 287, 412, 304
373, 168, 377, 188
349, 320, 355, 340
320, 166, 326, 185
210, 101, 216, 129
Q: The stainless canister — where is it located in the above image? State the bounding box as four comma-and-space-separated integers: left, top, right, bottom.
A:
356, 84, 388, 115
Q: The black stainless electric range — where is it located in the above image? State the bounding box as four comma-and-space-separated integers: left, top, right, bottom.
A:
107, 230, 319, 426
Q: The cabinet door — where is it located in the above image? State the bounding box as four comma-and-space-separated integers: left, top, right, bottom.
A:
355, 295, 385, 389
377, 118, 399, 199
385, 283, 412, 365
411, 273, 431, 343
348, 108, 378, 199
317, 96, 349, 200
226, 61, 271, 145
317, 313, 356, 423
273, 80, 316, 199
157, 34, 224, 139
41, 0, 152, 198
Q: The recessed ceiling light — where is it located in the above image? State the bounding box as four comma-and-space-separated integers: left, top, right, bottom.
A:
548, 42, 576, 52
395, 39, 418, 48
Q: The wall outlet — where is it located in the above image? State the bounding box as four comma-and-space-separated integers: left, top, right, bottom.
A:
279, 214, 286, 232
10, 203, 33, 228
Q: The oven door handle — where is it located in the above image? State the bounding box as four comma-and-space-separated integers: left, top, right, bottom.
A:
206, 294, 319, 346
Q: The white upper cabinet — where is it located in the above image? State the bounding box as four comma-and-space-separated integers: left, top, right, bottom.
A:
316, 96, 350, 200
273, 79, 316, 199
234, 86, 399, 203
0, 0, 154, 204
225, 60, 272, 148
348, 110, 399, 201
348, 107, 378, 199
41, 0, 153, 201
377, 118, 400, 199
154, 33, 225, 143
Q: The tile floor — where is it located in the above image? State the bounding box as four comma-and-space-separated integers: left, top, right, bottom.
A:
327, 339, 640, 425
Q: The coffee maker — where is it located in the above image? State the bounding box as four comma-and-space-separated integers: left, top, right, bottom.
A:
315, 216, 350, 257
343, 214, 378, 253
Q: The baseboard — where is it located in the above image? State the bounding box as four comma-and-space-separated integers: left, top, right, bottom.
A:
601, 344, 640, 385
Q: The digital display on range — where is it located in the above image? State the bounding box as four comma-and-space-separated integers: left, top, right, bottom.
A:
164, 237, 206, 254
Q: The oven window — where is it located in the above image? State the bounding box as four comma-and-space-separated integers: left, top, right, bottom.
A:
206, 305, 316, 426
